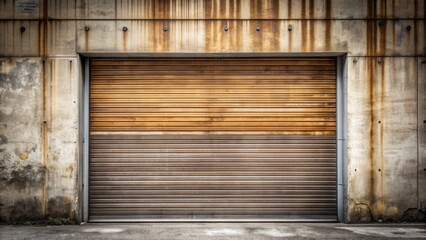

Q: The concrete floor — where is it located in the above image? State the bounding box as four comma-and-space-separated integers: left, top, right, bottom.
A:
1, 223, 426, 239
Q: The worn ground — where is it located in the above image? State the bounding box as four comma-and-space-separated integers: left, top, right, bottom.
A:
0, 223, 425, 239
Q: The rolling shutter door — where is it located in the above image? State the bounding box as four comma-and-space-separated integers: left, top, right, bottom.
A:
89, 58, 337, 221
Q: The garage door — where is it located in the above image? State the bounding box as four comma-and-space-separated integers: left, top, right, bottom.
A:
89, 58, 337, 221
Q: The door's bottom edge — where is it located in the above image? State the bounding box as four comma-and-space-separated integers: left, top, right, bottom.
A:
89, 216, 338, 223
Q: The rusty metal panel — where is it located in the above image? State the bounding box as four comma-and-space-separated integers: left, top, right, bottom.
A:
365, 19, 422, 57
2, 2, 423, 57
75, 19, 423, 56
5, 1, 422, 57
88, 58, 337, 220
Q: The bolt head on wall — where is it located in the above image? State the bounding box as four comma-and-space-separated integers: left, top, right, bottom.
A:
122, 26, 128, 31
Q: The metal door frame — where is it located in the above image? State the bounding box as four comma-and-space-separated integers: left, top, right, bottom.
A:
80, 53, 347, 223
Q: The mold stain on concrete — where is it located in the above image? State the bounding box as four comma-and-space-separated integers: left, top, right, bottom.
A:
350, 201, 373, 223
47, 196, 74, 219
1, 163, 47, 191
6, 197, 43, 222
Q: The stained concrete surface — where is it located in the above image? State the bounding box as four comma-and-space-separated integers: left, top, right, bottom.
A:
0, 223, 425, 240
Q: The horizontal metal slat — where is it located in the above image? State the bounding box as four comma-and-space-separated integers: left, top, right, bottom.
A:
89, 57, 337, 220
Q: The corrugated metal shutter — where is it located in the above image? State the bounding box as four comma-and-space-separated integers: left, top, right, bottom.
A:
89, 58, 337, 221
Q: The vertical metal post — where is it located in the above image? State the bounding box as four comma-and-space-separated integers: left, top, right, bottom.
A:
83, 59, 90, 222
336, 56, 347, 222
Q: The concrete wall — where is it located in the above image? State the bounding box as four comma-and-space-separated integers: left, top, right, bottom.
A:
0, 0, 425, 223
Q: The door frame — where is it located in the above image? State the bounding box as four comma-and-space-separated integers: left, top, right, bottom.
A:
79, 53, 348, 223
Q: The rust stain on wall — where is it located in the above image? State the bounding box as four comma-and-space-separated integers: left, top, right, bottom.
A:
287, 0, 292, 18
379, 2, 387, 55
123, 27, 128, 51
153, 20, 170, 52
38, 21, 44, 57
366, 56, 376, 213
379, 57, 385, 218
250, 0, 259, 19
67, 164, 74, 178
412, 2, 417, 54
155, 0, 172, 19
308, 0, 315, 52
366, 0, 378, 212
301, 0, 307, 52
7, 197, 43, 222
47, 196, 73, 218
367, 2, 378, 55
287, 0, 293, 51
84, 27, 89, 50
324, 0, 331, 50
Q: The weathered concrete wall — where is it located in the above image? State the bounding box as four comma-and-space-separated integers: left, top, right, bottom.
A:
346, 57, 423, 222
0, 59, 45, 221
0, 0, 425, 223
0, 58, 79, 222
